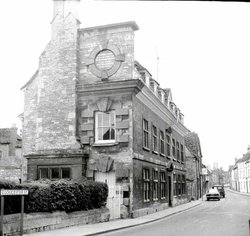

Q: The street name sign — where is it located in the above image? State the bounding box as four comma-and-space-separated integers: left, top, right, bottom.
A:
0, 189, 28, 196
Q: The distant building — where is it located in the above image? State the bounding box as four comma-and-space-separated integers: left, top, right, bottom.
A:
185, 132, 203, 201
0, 127, 26, 182
236, 147, 250, 193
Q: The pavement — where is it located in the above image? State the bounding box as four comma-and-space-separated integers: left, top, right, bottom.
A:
227, 188, 250, 197
24, 198, 205, 236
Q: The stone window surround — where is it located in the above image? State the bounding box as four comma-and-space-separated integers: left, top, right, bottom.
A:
38, 166, 71, 180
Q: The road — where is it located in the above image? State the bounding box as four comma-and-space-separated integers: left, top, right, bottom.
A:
100, 190, 250, 236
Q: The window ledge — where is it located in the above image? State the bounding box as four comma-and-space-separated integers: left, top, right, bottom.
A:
160, 153, 166, 157
152, 151, 159, 155
173, 158, 177, 162
93, 142, 118, 147
143, 147, 150, 152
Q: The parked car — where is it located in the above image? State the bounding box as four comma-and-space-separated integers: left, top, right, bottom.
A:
212, 185, 225, 198
206, 188, 220, 201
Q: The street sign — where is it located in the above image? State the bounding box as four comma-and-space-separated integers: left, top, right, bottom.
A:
0, 189, 28, 196
0, 189, 28, 236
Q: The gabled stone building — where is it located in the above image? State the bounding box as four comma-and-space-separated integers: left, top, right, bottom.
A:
22, 0, 191, 219
185, 132, 203, 201
0, 127, 25, 182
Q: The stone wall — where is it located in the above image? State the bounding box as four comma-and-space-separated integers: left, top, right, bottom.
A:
3, 208, 109, 235
78, 22, 138, 85
23, 11, 81, 156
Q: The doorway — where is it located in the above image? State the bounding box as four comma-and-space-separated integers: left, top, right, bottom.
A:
168, 176, 172, 207
95, 171, 122, 220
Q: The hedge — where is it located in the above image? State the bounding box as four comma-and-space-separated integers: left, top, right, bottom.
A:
0, 179, 108, 215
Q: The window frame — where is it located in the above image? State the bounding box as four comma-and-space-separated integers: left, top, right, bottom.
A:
181, 144, 184, 163
143, 168, 150, 202
38, 166, 72, 180
166, 133, 171, 157
172, 138, 176, 160
159, 130, 165, 156
176, 141, 180, 161
152, 125, 158, 153
182, 174, 186, 195
173, 174, 177, 196
160, 171, 166, 199
95, 111, 116, 144
177, 175, 182, 196
143, 119, 150, 150
153, 169, 159, 201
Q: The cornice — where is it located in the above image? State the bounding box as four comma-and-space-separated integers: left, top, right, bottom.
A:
76, 79, 144, 96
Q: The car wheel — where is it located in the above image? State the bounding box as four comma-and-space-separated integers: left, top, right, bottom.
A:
207, 198, 210, 201
218, 198, 220, 201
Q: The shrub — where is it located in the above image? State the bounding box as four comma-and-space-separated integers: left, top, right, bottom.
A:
0, 179, 108, 214
22, 182, 51, 213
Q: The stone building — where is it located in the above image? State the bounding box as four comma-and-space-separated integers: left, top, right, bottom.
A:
22, 0, 191, 219
233, 147, 250, 193
0, 127, 25, 182
185, 132, 203, 201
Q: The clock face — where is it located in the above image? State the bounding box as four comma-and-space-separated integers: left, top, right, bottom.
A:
95, 49, 115, 71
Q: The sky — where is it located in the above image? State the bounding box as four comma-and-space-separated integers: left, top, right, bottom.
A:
0, 0, 250, 170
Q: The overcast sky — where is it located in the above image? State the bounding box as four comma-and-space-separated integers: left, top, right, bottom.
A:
0, 0, 250, 170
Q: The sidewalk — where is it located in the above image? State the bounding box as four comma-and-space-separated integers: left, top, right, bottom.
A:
24, 198, 204, 236
227, 188, 250, 197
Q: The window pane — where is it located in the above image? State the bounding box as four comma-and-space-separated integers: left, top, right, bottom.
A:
102, 113, 110, 126
98, 113, 102, 126
62, 168, 70, 179
51, 168, 60, 179
98, 128, 103, 140
103, 127, 110, 140
40, 168, 49, 179
110, 128, 115, 139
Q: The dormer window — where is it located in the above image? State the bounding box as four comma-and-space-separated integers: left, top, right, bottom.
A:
140, 72, 146, 83
150, 81, 155, 92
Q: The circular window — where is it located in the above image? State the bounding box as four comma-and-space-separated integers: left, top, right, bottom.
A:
95, 49, 115, 71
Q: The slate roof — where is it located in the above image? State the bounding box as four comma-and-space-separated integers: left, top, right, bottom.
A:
134, 60, 152, 76
236, 150, 250, 164
0, 128, 22, 147
0, 129, 12, 144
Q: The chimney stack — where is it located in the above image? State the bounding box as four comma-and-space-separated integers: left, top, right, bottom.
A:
53, 0, 80, 20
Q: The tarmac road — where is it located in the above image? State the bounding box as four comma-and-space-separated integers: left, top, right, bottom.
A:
100, 189, 250, 236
